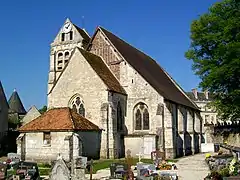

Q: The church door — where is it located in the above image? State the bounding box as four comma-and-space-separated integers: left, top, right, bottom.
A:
143, 137, 155, 158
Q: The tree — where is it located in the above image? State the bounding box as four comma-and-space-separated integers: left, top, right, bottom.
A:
185, 0, 240, 120
39, 105, 47, 114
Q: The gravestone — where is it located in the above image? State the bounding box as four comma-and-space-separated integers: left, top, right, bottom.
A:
7, 153, 21, 163
49, 156, 70, 180
72, 156, 87, 180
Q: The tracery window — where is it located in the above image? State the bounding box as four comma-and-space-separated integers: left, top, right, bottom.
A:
134, 102, 149, 130
70, 96, 85, 117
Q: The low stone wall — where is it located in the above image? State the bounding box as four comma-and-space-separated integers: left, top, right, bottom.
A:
204, 124, 240, 147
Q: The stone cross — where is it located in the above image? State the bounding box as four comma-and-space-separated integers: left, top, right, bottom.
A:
136, 152, 144, 162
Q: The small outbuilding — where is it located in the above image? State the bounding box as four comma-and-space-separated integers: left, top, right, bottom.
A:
17, 107, 101, 162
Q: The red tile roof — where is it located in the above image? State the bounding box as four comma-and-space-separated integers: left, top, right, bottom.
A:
18, 107, 100, 132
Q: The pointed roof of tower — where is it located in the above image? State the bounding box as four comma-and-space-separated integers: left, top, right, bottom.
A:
0, 81, 8, 109
8, 89, 26, 115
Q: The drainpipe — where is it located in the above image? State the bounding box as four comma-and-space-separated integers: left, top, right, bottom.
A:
106, 104, 110, 159
162, 105, 166, 158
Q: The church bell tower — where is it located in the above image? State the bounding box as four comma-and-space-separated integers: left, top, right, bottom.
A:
47, 18, 90, 94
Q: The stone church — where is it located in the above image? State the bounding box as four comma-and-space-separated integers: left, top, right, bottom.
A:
47, 18, 203, 159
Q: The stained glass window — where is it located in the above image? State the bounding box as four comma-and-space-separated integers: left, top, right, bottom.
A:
134, 103, 149, 130
70, 96, 85, 117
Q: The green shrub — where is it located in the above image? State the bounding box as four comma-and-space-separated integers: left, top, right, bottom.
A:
39, 168, 51, 175
219, 167, 229, 177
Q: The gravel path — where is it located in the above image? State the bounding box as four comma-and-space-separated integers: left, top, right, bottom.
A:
175, 153, 210, 180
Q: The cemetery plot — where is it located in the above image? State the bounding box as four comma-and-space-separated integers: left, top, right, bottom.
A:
205, 144, 240, 179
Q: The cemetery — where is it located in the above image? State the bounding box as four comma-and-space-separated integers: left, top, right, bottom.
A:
0, 149, 180, 180
204, 144, 240, 179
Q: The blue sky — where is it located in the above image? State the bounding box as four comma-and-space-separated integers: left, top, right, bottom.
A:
0, 0, 218, 110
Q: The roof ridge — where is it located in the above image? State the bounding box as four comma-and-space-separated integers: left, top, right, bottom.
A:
99, 26, 199, 110
78, 48, 126, 95
79, 47, 126, 92
99, 26, 158, 63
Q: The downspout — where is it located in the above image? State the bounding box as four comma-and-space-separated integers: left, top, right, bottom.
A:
162, 105, 166, 158
106, 104, 110, 159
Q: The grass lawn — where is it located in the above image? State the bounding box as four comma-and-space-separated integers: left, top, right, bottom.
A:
87, 158, 178, 174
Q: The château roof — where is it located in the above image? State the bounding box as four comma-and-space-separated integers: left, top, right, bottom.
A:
8, 90, 26, 115
93, 27, 199, 110
18, 107, 100, 132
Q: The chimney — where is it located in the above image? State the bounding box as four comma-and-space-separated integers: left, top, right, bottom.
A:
192, 88, 198, 99
204, 90, 209, 100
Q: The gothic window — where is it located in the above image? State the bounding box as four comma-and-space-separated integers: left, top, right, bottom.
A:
79, 104, 85, 117
134, 102, 149, 130
117, 102, 123, 131
70, 96, 85, 117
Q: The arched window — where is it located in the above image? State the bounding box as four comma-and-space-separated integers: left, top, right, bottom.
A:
58, 53, 63, 59
117, 102, 123, 131
69, 96, 85, 117
65, 51, 70, 59
57, 53, 63, 70
134, 102, 149, 130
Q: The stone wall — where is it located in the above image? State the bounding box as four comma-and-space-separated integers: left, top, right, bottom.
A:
90, 30, 121, 79
48, 48, 108, 127
48, 20, 88, 93
17, 131, 101, 163
20, 132, 72, 162
89, 28, 203, 159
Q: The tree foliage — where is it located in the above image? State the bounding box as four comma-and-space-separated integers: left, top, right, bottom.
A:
185, 0, 240, 120
39, 105, 47, 114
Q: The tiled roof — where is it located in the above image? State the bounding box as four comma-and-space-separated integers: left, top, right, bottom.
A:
78, 48, 126, 95
8, 90, 26, 115
73, 24, 90, 49
18, 107, 100, 132
97, 27, 198, 110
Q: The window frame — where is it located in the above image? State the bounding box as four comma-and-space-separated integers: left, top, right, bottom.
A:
133, 102, 150, 131
43, 132, 51, 146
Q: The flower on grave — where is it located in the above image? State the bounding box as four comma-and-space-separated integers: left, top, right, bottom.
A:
205, 153, 211, 159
